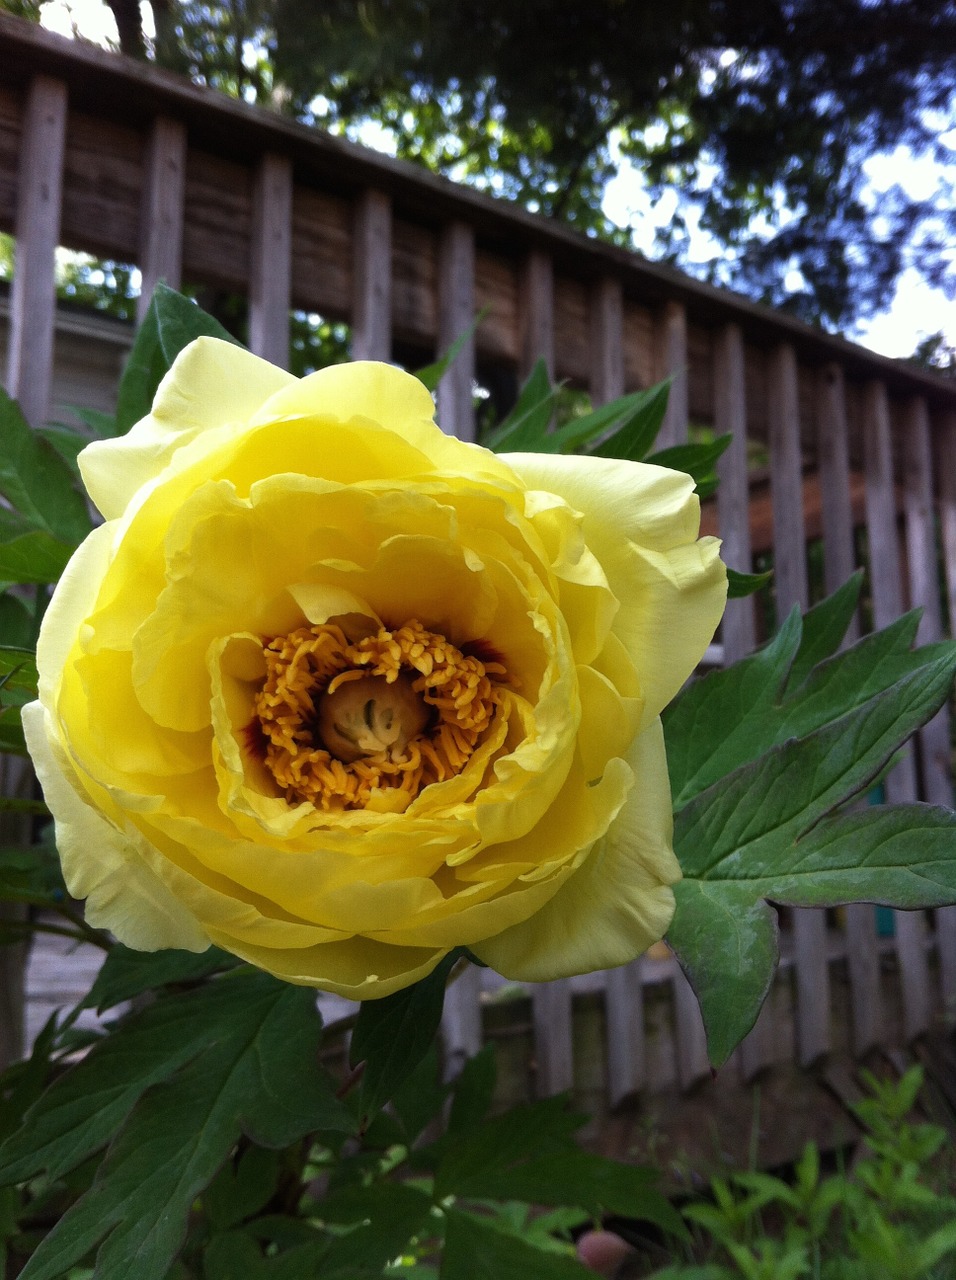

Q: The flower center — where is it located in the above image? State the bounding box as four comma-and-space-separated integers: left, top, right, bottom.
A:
316, 672, 430, 763
251, 619, 508, 812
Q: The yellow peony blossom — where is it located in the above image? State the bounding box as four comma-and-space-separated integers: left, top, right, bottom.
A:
23, 340, 726, 998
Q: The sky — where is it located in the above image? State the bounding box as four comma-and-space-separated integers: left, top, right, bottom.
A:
39, 0, 955, 362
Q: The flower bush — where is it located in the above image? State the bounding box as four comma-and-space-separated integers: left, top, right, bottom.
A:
23, 338, 726, 997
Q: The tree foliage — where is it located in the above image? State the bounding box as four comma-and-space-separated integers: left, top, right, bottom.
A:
8, 0, 956, 330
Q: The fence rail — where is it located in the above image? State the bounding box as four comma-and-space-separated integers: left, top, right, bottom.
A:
2, 12, 956, 1097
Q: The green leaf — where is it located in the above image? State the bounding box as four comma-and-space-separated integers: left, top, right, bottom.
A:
0, 387, 90, 545
784, 570, 863, 692
451, 1150, 685, 1235
726, 567, 773, 600
441, 1209, 592, 1280
0, 844, 65, 905
203, 1230, 331, 1280
447, 1044, 497, 1133
0, 531, 73, 584
350, 950, 460, 1118
115, 284, 239, 435
432, 1095, 586, 1200
664, 599, 943, 810
3, 971, 352, 1280
202, 1145, 282, 1232
0, 647, 38, 699
586, 380, 671, 461
317, 1183, 434, 1274
482, 358, 558, 452
70, 406, 119, 439
669, 651, 956, 1064
646, 435, 732, 488
389, 1041, 448, 1143
81, 943, 239, 1013
414, 311, 486, 392
0, 593, 34, 648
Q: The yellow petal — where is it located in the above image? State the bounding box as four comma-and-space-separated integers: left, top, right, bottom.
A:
22, 702, 210, 953
80, 339, 295, 520
506, 452, 727, 722
472, 719, 678, 980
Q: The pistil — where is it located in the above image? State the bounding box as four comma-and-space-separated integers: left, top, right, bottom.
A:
251, 619, 508, 811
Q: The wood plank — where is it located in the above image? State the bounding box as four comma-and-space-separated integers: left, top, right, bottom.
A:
440, 962, 484, 1081
137, 116, 185, 323
531, 980, 574, 1096
655, 299, 688, 448
589, 277, 624, 405
248, 151, 292, 368
900, 396, 955, 1029
934, 409, 956, 1017
519, 249, 554, 380
845, 902, 882, 1055
389, 218, 436, 347
60, 108, 142, 262
937, 410, 956, 637
708, 321, 770, 1095
816, 363, 860, 634
621, 300, 656, 392
862, 379, 933, 1040
437, 220, 476, 441
7, 74, 66, 428
902, 396, 951, 803
604, 958, 646, 1106
351, 187, 392, 362
553, 275, 590, 386
768, 343, 809, 615
768, 342, 829, 1064
714, 322, 756, 663
672, 966, 711, 1089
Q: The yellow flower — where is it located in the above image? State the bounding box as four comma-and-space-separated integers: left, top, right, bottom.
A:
23, 340, 726, 998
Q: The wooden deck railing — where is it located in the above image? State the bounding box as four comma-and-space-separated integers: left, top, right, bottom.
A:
2, 13, 956, 1100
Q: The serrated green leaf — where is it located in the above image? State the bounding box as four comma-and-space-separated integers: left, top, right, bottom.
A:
203, 1230, 331, 1280
664, 601, 944, 810
414, 311, 485, 393
351, 951, 460, 1118
726, 567, 773, 599
784, 571, 863, 692
447, 1043, 496, 1133
433, 1095, 586, 1200
0, 387, 90, 545
441, 1209, 591, 1280
203, 1145, 281, 1232
669, 651, 956, 1063
389, 1041, 448, 1143
483, 359, 558, 452
0, 531, 73, 584
12, 971, 351, 1280
450, 1150, 684, 1235
318, 1183, 434, 1273
115, 285, 239, 436
81, 943, 239, 1013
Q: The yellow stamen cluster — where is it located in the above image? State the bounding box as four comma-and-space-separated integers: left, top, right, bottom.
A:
253, 619, 507, 811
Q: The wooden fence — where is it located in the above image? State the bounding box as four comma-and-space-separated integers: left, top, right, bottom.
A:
2, 13, 956, 1107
